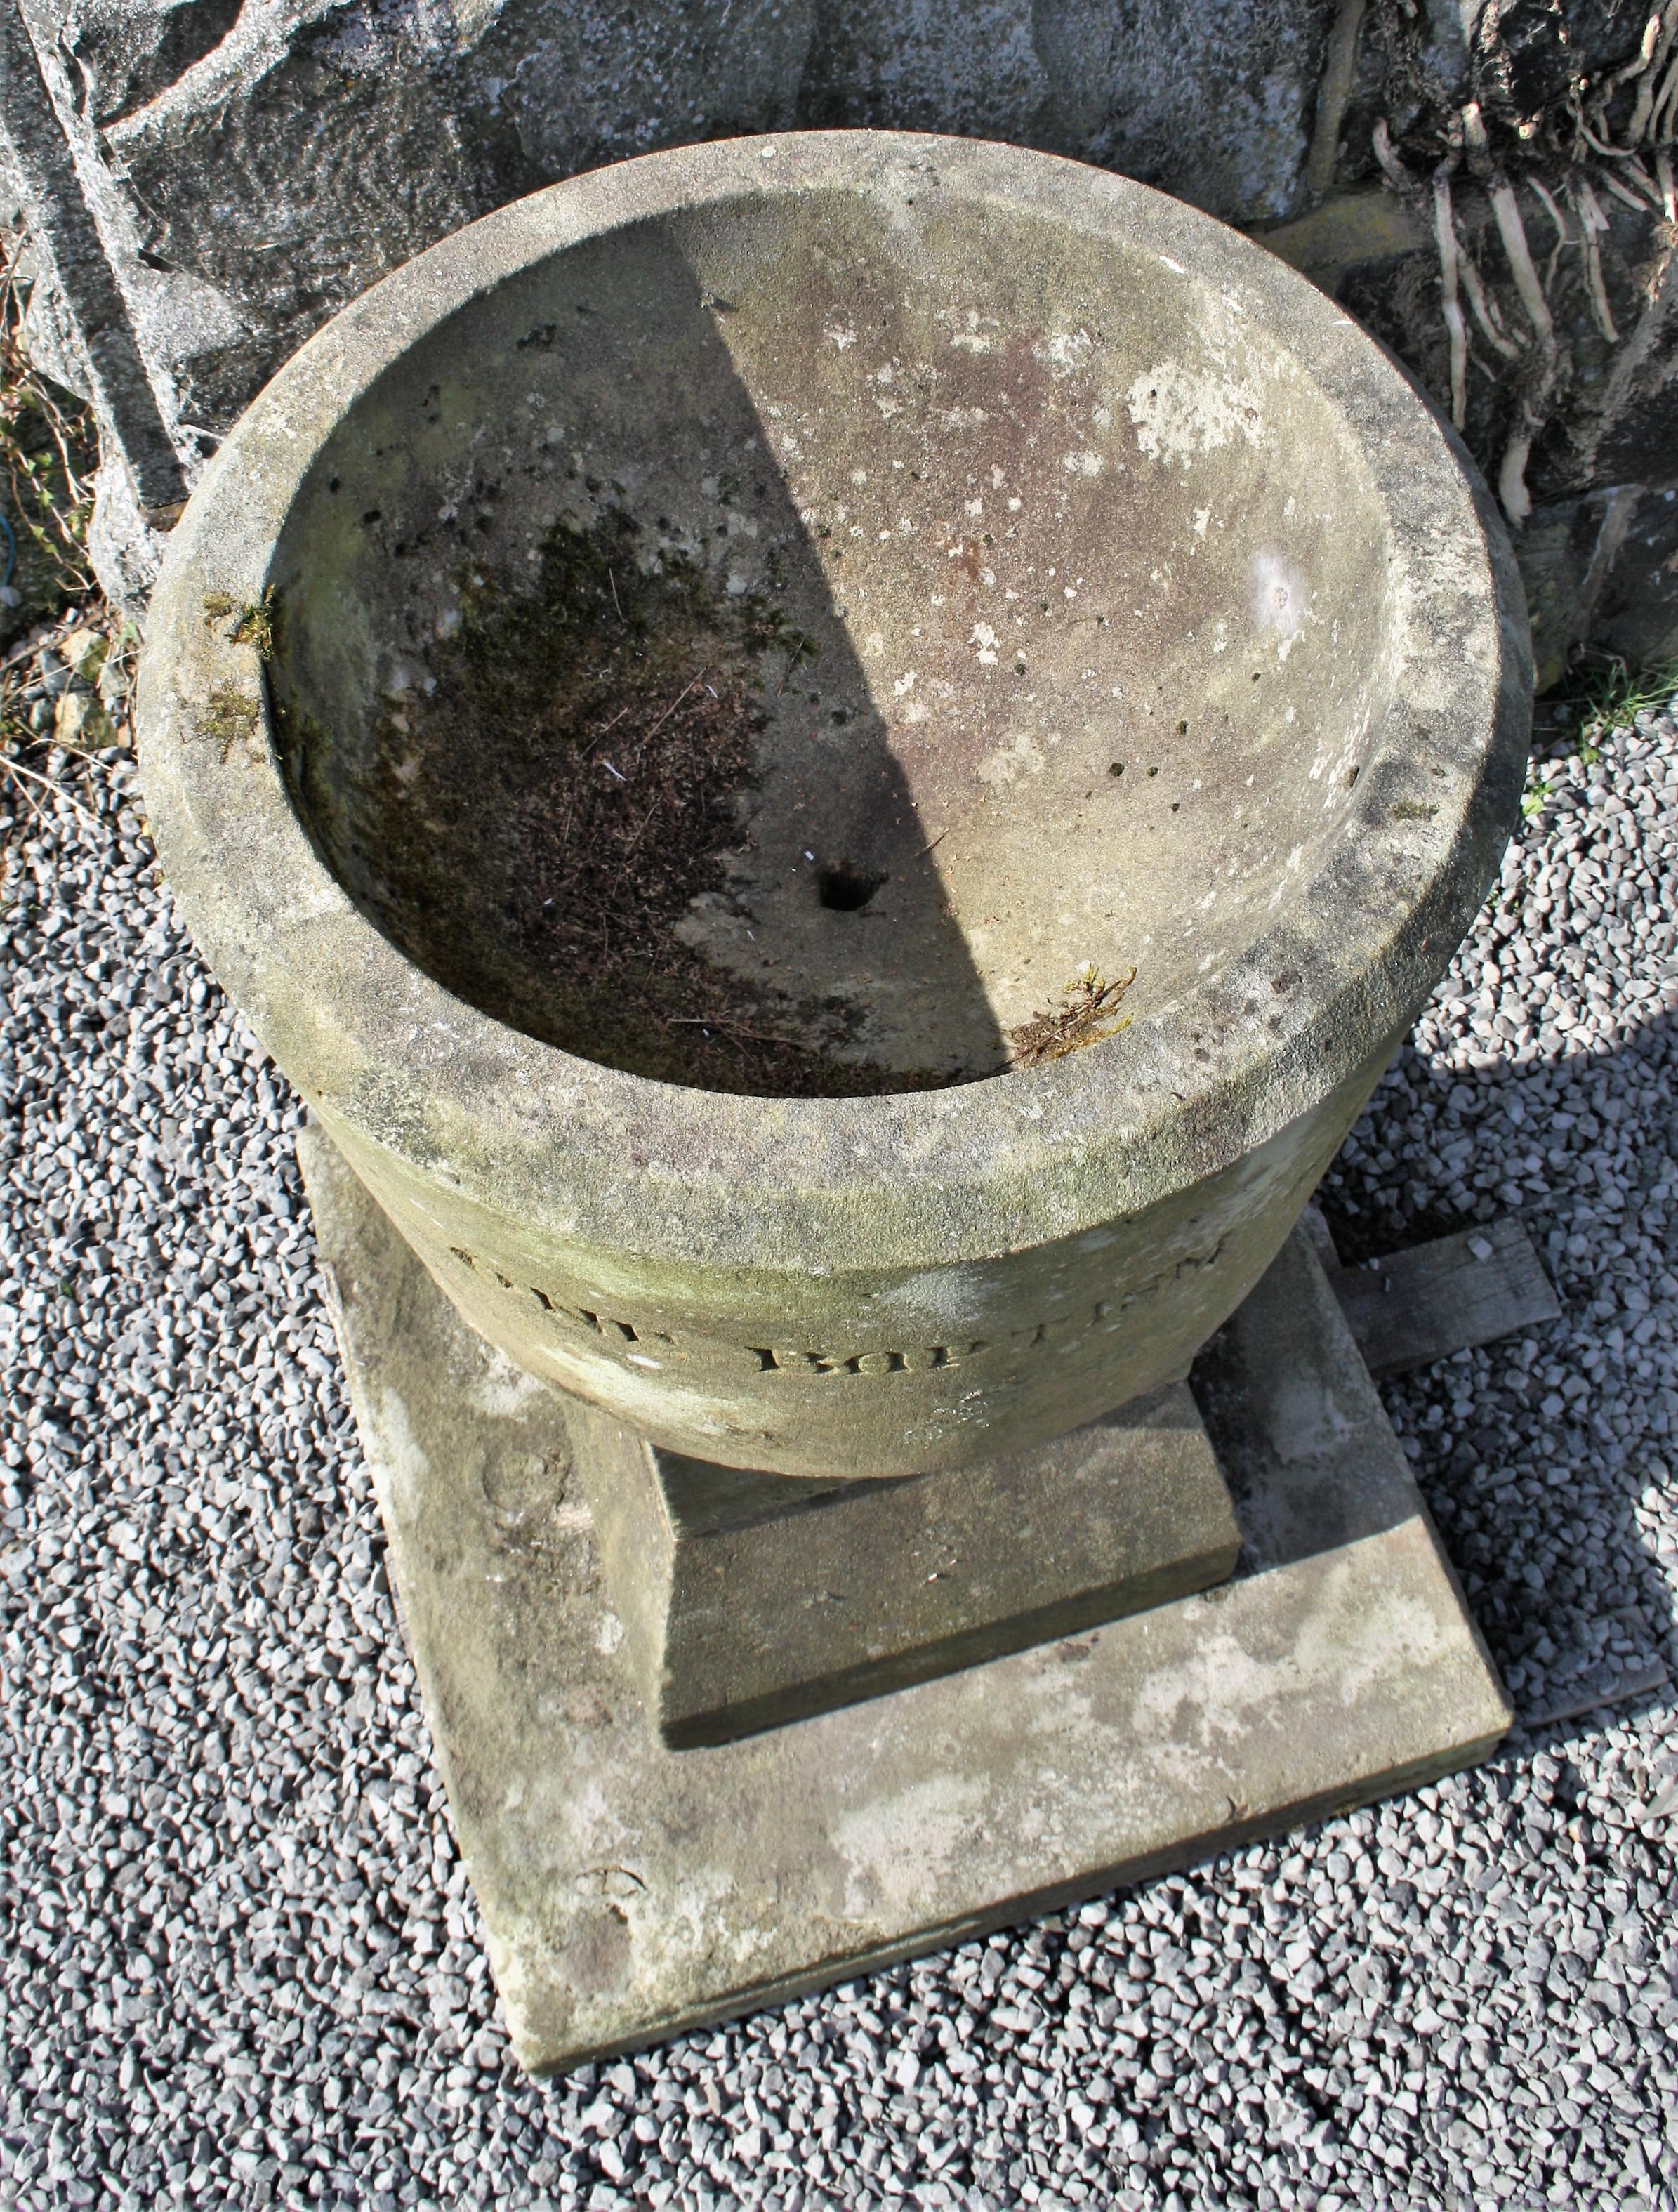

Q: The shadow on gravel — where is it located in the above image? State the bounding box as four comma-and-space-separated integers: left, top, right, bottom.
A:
1321, 1005, 1677, 1754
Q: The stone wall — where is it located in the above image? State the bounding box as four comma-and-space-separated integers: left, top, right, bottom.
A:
3, 0, 1675, 681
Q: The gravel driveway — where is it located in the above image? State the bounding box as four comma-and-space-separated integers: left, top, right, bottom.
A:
2, 706, 1676, 2211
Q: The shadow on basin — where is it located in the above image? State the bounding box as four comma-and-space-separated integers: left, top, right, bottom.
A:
265, 221, 1009, 1098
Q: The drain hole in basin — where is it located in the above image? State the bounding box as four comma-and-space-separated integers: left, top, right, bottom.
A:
818, 862, 886, 913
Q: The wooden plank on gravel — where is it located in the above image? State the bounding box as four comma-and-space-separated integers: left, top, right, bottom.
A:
1328, 1216, 1561, 1378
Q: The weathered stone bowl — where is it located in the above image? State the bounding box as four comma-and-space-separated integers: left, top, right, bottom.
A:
138, 132, 1528, 1480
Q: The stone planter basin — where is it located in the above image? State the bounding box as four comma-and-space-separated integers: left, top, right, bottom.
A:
137, 131, 1530, 1480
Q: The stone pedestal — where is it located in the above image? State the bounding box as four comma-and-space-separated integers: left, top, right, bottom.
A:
567, 1382, 1241, 1747
300, 1127, 1512, 2078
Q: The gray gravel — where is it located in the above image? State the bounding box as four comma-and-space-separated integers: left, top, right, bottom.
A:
2, 704, 1677, 2211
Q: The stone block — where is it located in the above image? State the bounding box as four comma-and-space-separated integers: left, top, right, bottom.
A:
567, 1382, 1241, 1746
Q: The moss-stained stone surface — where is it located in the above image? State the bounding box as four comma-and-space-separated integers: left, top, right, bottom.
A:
300, 1126, 1511, 2077
277, 508, 949, 1097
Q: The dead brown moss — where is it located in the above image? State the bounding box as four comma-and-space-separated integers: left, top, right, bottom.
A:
1009, 965, 1135, 1067
277, 511, 943, 1098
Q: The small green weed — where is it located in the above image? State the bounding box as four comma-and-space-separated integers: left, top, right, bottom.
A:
1566, 648, 1678, 758
1009, 962, 1137, 1066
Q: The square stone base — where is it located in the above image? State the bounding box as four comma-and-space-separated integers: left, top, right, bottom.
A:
300, 1128, 1512, 2077
568, 1376, 1241, 1748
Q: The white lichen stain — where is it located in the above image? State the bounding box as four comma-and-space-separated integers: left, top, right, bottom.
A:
1063, 452, 1104, 478
977, 732, 1045, 786
970, 623, 1000, 665
1126, 362, 1264, 466
468, 1355, 550, 1419
1251, 549, 1307, 644
372, 1386, 430, 1529
833, 1773, 989, 1916
1034, 329, 1094, 379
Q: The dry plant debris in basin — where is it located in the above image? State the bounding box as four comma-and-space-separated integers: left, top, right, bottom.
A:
276, 512, 961, 1100
1008, 963, 1137, 1067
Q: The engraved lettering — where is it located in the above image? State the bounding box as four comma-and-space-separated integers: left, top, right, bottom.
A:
897, 1345, 947, 1373
469, 1239, 1240, 1378
850, 1350, 905, 1377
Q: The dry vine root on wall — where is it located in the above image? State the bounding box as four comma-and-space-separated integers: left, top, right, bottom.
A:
1330, 3, 1678, 537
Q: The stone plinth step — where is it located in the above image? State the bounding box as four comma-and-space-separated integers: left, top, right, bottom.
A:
568, 1379, 1241, 1749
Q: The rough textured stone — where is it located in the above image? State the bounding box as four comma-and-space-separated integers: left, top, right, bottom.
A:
566, 1379, 1242, 1747
9, 1, 1675, 681
1257, 175, 1678, 689
300, 1122, 1512, 2077
66, 0, 1339, 429
135, 133, 1528, 1482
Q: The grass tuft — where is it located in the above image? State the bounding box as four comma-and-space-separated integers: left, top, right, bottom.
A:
1566, 649, 1678, 761
0, 242, 98, 638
